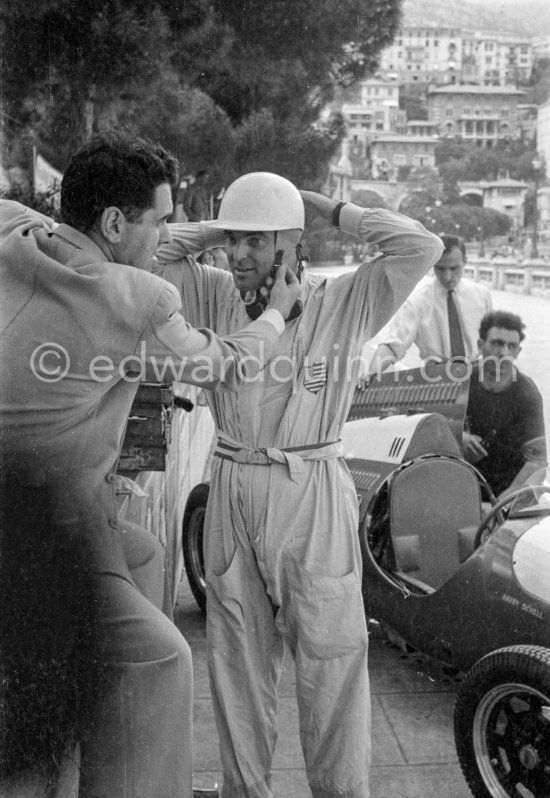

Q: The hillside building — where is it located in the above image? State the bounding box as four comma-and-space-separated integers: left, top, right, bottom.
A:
342, 80, 406, 159
427, 84, 525, 144
379, 26, 534, 86
369, 135, 437, 178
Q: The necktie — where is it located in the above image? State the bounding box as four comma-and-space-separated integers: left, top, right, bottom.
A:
447, 290, 465, 358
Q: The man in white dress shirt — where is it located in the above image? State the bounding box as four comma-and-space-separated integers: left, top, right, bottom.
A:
367, 234, 492, 377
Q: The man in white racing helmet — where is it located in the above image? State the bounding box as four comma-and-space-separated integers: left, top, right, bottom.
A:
156, 173, 443, 798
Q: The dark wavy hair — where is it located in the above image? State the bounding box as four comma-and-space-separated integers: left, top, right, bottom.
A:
440, 234, 466, 260
60, 130, 179, 232
479, 310, 526, 342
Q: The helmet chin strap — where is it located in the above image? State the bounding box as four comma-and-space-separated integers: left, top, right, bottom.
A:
240, 232, 306, 321
240, 232, 306, 307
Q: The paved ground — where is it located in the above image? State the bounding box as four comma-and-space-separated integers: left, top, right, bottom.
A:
175, 577, 473, 798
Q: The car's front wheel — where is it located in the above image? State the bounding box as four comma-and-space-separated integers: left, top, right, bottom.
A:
454, 645, 550, 798
182, 483, 209, 614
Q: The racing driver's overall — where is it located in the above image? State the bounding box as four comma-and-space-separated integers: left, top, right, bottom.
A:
157, 203, 442, 798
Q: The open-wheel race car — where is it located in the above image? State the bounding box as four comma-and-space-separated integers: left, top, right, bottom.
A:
181, 363, 550, 798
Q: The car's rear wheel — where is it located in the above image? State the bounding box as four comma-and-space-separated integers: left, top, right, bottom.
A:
454, 645, 550, 798
182, 483, 209, 614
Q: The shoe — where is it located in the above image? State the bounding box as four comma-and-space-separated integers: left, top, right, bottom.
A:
193, 789, 219, 797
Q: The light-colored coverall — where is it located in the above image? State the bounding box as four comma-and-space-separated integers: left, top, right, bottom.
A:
0, 200, 284, 798
157, 204, 443, 797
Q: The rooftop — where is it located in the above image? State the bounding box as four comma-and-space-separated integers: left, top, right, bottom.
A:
371, 135, 438, 144
429, 84, 525, 95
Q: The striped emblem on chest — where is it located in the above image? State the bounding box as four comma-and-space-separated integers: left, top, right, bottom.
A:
303, 359, 327, 394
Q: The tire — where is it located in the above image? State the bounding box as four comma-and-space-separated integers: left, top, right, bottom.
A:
182, 483, 209, 614
454, 645, 550, 798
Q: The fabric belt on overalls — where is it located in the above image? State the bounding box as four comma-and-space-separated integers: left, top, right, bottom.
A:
214, 434, 343, 484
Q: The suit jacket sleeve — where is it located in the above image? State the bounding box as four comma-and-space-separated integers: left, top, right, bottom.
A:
138, 282, 279, 391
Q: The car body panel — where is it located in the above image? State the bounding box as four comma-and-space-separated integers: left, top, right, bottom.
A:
345, 366, 550, 674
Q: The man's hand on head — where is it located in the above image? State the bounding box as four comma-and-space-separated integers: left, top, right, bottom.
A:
299, 190, 338, 222
264, 264, 300, 321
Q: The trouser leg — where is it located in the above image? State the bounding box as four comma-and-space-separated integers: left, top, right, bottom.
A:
296, 647, 371, 798
79, 574, 193, 798
118, 520, 173, 618
278, 555, 371, 798
206, 546, 284, 798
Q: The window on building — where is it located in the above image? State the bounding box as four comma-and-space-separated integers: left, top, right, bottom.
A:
464, 107, 471, 115
446, 107, 453, 117
501, 107, 509, 118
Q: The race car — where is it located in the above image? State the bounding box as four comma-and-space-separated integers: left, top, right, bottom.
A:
181, 363, 550, 798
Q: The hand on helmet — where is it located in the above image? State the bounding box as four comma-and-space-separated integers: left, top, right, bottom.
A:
264, 264, 300, 320
299, 190, 339, 220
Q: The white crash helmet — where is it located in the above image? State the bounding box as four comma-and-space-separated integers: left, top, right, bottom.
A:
209, 172, 304, 232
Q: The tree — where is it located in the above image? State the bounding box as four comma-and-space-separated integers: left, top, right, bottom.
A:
2, 0, 401, 187
351, 189, 388, 209
399, 85, 429, 121
201, 0, 400, 124
405, 202, 511, 242
436, 139, 543, 184
107, 72, 235, 186
1, 1, 173, 168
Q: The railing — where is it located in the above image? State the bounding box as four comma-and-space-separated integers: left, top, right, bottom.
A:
463, 259, 550, 297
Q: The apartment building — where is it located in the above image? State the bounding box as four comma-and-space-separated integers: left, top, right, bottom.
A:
474, 34, 533, 85
369, 135, 437, 178
342, 80, 406, 157
538, 98, 550, 178
379, 27, 463, 84
428, 85, 525, 144
379, 27, 533, 86
533, 35, 550, 62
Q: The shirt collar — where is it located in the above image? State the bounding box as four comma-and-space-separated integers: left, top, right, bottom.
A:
433, 276, 463, 295
53, 224, 109, 263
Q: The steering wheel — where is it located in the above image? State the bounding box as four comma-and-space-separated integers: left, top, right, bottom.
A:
473, 485, 544, 548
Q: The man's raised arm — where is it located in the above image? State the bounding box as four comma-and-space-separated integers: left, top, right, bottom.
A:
300, 192, 442, 340
140, 266, 299, 391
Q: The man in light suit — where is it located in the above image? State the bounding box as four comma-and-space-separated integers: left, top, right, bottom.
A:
0, 132, 298, 797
